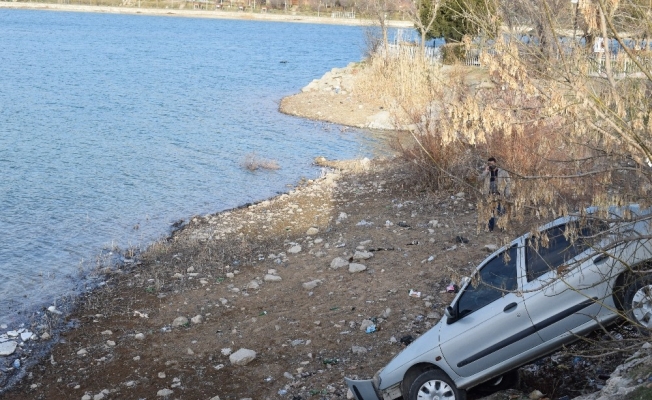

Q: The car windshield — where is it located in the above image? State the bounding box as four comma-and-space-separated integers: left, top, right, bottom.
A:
455, 245, 518, 319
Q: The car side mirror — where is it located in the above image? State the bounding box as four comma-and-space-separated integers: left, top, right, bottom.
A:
445, 305, 457, 320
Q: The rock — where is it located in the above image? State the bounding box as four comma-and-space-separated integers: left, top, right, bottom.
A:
82, 395, 92, 400
0, 341, 17, 356
264, 274, 282, 282
134, 333, 145, 340
381, 308, 391, 318
348, 263, 367, 273
529, 390, 544, 399
20, 331, 33, 341
40, 332, 51, 340
427, 311, 441, 320
351, 346, 368, 354
288, 245, 302, 254
246, 280, 260, 290
47, 305, 62, 315
107, 340, 116, 347
352, 250, 373, 260
366, 110, 395, 130
77, 348, 88, 356
93, 392, 105, 400
172, 316, 189, 327
221, 348, 232, 356
360, 319, 375, 331
101, 330, 113, 335
302, 280, 322, 290
229, 348, 257, 366
191, 315, 203, 324
330, 257, 349, 269
306, 227, 319, 235
157, 388, 174, 396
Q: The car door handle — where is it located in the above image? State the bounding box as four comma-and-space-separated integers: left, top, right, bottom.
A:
503, 302, 517, 312
593, 254, 609, 264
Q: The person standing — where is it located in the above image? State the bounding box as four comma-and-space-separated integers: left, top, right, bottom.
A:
479, 157, 511, 231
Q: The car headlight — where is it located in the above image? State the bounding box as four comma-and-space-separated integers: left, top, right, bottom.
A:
373, 368, 383, 388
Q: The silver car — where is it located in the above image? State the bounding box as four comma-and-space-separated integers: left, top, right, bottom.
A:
345, 205, 652, 400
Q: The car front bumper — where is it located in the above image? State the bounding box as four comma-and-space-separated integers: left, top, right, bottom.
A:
344, 377, 382, 400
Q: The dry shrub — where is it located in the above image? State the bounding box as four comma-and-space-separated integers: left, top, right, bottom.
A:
394, 129, 478, 193
356, 51, 444, 122
241, 152, 280, 171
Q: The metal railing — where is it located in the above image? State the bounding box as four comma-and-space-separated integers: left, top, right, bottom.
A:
331, 11, 354, 18
382, 43, 441, 63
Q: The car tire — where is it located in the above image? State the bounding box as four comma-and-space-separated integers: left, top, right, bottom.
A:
624, 274, 652, 334
407, 370, 466, 400
472, 369, 520, 395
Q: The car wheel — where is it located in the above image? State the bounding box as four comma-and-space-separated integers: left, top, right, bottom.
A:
624, 275, 652, 334
408, 370, 466, 400
472, 369, 520, 395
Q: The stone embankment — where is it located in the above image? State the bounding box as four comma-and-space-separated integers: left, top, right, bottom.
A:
279, 63, 413, 131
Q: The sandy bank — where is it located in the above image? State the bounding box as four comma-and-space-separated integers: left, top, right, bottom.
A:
0, 1, 413, 27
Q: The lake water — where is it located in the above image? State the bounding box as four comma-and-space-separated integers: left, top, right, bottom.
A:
0, 9, 386, 324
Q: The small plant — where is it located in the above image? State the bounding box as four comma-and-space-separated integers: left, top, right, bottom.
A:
145, 286, 155, 294
624, 386, 652, 400
241, 152, 280, 171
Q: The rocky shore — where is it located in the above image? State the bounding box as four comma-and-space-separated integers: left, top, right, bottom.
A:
1, 63, 651, 400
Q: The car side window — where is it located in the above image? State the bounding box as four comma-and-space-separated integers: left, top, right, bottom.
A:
456, 245, 518, 319
526, 222, 602, 281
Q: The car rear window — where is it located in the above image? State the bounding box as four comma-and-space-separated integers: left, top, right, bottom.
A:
526, 220, 608, 281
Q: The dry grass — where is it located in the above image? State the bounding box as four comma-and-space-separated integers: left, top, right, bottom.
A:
241, 152, 280, 171
356, 52, 445, 123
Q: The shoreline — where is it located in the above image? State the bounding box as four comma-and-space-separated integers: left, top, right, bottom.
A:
0, 2, 414, 27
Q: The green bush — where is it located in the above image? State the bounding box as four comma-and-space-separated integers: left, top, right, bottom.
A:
440, 44, 465, 64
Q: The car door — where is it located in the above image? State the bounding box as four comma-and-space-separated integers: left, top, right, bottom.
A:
439, 243, 543, 378
521, 222, 612, 343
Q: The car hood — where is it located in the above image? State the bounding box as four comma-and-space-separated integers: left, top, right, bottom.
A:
378, 320, 444, 390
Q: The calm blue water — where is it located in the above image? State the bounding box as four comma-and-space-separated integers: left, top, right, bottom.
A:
0, 9, 385, 323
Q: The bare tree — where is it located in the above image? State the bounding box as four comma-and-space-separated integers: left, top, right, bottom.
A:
405, 0, 443, 52
358, 0, 400, 55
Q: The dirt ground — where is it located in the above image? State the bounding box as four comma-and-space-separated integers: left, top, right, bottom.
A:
1, 71, 634, 400
2, 155, 505, 400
